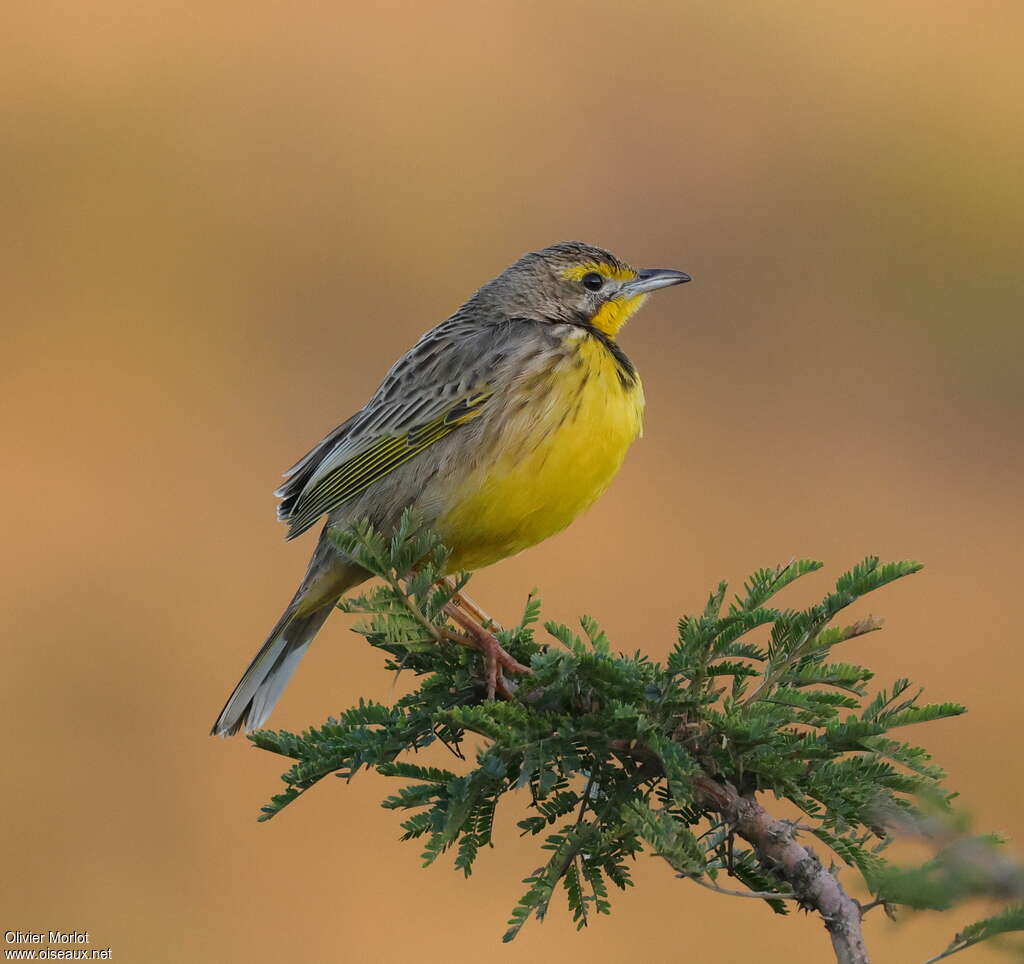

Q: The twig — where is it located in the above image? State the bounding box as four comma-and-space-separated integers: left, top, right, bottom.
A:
920, 944, 970, 964
576, 771, 597, 825
744, 615, 883, 706
380, 571, 449, 646
683, 874, 799, 902
858, 898, 886, 915
432, 725, 465, 761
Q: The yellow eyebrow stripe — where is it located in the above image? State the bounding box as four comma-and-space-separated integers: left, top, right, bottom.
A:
562, 262, 637, 283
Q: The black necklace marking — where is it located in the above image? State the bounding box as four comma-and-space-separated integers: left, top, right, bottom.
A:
505, 315, 639, 389
577, 322, 638, 388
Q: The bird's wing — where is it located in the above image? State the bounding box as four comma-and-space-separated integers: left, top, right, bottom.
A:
275, 321, 501, 540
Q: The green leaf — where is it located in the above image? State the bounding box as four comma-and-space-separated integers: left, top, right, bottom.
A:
735, 560, 823, 612
926, 903, 1024, 963
580, 615, 612, 657
729, 849, 792, 915
624, 802, 706, 875
812, 827, 886, 881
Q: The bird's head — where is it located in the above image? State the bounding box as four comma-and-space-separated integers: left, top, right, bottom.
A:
482, 241, 690, 337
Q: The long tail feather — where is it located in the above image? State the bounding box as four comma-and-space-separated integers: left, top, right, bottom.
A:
210, 604, 332, 737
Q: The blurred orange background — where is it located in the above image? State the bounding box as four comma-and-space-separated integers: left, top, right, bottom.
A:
3, 1, 1022, 961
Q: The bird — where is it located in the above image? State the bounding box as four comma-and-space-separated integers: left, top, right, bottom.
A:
211, 241, 690, 736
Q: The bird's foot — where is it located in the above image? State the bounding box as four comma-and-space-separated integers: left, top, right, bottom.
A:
443, 601, 529, 699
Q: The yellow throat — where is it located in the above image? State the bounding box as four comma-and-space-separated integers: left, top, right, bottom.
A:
437, 326, 645, 572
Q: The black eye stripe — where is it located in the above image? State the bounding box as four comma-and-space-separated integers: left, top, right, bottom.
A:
581, 272, 604, 291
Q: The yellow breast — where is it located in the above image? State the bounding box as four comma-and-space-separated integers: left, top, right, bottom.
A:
437, 333, 644, 572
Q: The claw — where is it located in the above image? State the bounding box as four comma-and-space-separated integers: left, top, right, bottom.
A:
443, 600, 529, 698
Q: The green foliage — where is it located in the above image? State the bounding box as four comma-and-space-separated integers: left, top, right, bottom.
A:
925, 904, 1024, 963
249, 514, 1021, 959
870, 835, 1024, 912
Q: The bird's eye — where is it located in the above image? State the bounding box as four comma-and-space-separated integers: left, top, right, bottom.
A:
581, 272, 604, 292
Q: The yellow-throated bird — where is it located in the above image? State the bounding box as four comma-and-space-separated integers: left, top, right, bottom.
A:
212, 242, 689, 736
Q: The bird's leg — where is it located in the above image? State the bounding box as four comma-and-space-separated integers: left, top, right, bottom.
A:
441, 578, 502, 632
442, 598, 529, 700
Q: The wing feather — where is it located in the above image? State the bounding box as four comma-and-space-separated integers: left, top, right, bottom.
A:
283, 393, 491, 538
276, 320, 505, 540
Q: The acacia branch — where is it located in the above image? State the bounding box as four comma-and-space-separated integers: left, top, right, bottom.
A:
264, 541, 996, 958
609, 740, 869, 964
692, 774, 869, 964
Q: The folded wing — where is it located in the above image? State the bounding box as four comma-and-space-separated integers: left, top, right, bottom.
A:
275, 321, 501, 539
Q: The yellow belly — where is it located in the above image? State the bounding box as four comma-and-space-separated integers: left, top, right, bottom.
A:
437, 335, 644, 572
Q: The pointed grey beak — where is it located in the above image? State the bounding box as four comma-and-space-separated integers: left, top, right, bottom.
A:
624, 268, 692, 295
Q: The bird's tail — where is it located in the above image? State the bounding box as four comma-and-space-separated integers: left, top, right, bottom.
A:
210, 601, 334, 737
212, 534, 367, 737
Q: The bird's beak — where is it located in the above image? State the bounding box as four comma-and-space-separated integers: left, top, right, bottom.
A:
624, 268, 692, 295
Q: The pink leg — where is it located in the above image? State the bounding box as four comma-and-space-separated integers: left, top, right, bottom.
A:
443, 600, 529, 699
442, 578, 502, 631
